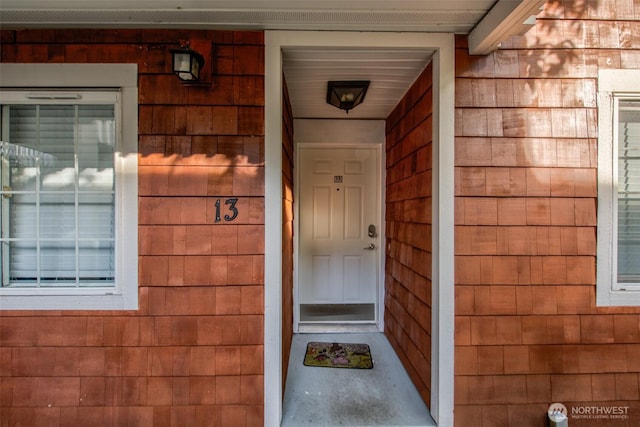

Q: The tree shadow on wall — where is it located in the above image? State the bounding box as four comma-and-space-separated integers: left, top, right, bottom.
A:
522, 0, 599, 78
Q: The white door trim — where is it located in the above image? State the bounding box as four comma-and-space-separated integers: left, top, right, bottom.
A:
294, 143, 383, 330
264, 31, 455, 427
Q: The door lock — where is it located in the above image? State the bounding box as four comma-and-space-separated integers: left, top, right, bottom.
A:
368, 224, 377, 238
364, 243, 376, 250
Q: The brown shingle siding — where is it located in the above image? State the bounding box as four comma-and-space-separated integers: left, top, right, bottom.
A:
385, 62, 434, 407
0, 29, 264, 426
454, 1, 640, 423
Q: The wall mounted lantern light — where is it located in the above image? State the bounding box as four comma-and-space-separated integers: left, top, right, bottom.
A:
326, 80, 370, 113
171, 46, 205, 81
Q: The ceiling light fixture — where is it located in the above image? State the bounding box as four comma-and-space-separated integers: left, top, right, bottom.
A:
326, 80, 370, 113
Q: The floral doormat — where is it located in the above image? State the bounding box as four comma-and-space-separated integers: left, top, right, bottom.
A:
303, 342, 373, 369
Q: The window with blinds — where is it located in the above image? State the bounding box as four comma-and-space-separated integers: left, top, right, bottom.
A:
597, 69, 640, 306
1, 92, 117, 288
618, 100, 640, 284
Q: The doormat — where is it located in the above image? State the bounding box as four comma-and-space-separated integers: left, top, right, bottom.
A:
303, 342, 373, 369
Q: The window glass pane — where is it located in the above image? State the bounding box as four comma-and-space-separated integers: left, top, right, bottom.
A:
78, 193, 115, 239
8, 193, 36, 239
78, 240, 115, 284
6, 106, 38, 192
39, 105, 76, 191
1, 100, 116, 287
40, 193, 75, 239
618, 100, 640, 282
78, 105, 115, 191
40, 239, 76, 284
8, 240, 37, 283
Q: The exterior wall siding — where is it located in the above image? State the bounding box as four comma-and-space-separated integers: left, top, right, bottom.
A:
281, 77, 294, 390
454, 1, 640, 425
4, 2, 640, 426
385, 63, 434, 407
0, 29, 265, 426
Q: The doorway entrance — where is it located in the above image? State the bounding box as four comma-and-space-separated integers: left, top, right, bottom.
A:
264, 31, 455, 426
297, 145, 381, 325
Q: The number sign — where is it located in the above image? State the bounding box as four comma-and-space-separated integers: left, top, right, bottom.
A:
214, 198, 239, 223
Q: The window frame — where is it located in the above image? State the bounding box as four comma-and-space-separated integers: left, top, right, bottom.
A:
597, 69, 640, 306
0, 63, 138, 310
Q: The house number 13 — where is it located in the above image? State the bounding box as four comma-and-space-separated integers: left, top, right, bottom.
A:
214, 198, 239, 223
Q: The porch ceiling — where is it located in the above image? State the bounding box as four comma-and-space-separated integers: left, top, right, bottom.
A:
0, 0, 546, 120
3, 1, 507, 33
283, 47, 435, 120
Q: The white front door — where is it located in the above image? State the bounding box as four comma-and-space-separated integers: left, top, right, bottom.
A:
298, 145, 380, 309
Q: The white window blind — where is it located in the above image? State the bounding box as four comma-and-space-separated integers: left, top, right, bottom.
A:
618, 100, 640, 284
1, 94, 116, 287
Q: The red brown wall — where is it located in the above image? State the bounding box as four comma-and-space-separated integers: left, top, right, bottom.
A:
281, 77, 294, 390
454, 1, 640, 425
384, 63, 434, 407
0, 29, 265, 426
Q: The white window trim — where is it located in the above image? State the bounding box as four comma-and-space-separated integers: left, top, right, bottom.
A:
0, 63, 138, 310
597, 69, 640, 306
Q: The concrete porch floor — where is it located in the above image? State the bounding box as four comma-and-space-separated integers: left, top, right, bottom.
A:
281, 332, 437, 427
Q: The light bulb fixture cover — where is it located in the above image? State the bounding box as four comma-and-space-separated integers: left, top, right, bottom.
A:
326, 80, 370, 113
170, 44, 206, 82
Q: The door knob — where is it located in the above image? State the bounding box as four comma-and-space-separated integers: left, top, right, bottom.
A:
363, 243, 376, 250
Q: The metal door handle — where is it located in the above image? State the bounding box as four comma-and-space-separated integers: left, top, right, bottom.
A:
363, 243, 376, 250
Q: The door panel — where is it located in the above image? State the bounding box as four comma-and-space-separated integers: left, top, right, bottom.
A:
311, 255, 331, 300
343, 255, 363, 301
299, 146, 379, 307
344, 186, 362, 239
313, 186, 331, 239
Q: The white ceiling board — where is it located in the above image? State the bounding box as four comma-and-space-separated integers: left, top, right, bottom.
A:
0, 0, 495, 33
283, 47, 434, 120
0, 1, 495, 10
